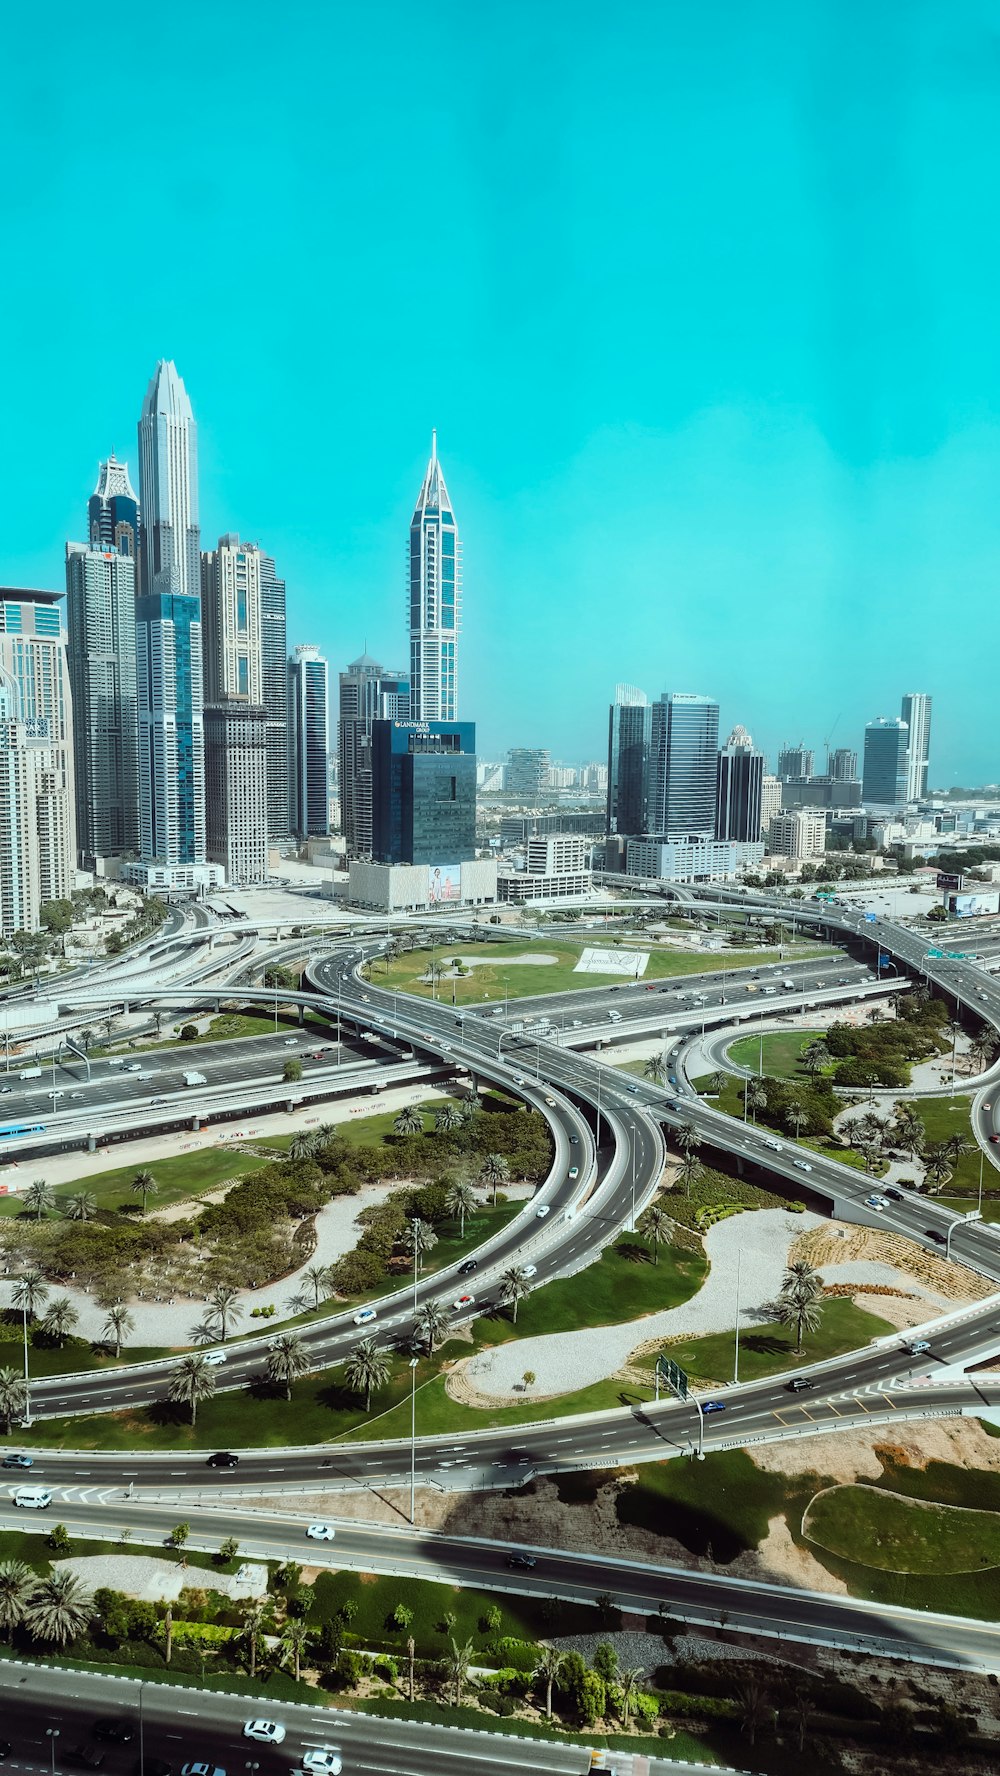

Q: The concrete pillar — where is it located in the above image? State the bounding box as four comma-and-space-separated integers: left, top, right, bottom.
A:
87, 1133, 96, 1152
191, 1115, 201, 1131
297, 1004, 305, 1026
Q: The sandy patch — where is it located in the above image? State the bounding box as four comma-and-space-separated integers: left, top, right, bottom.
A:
790, 1219, 993, 1303
847, 1288, 940, 1331
54, 1553, 268, 1602
734, 1512, 849, 1595
748, 1411, 1000, 1485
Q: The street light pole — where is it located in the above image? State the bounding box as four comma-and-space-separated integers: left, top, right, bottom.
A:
46, 1729, 59, 1776
733, 1248, 742, 1385
694, 1395, 706, 1461
409, 1355, 419, 1525
979, 1145, 986, 1215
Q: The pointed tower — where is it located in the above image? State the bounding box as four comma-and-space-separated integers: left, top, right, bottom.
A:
408, 431, 461, 721
88, 454, 139, 558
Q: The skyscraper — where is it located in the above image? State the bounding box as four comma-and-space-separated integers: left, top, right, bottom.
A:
200, 535, 263, 705
648, 693, 720, 838
288, 644, 330, 836
506, 749, 550, 801
88, 454, 139, 560
0, 588, 75, 930
260, 554, 289, 843
65, 540, 140, 865
900, 693, 932, 800
204, 701, 269, 885
862, 717, 909, 806
135, 361, 212, 886
777, 743, 814, 781
409, 432, 461, 721
827, 747, 859, 782
371, 720, 476, 865
606, 685, 650, 837
716, 724, 764, 843
338, 654, 410, 858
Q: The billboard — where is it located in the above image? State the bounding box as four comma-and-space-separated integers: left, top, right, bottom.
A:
937, 872, 965, 891
948, 891, 1000, 918
428, 864, 461, 905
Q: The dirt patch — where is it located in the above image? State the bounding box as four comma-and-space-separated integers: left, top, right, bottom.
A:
791, 1218, 992, 1302
733, 1512, 849, 1595
748, 1412, 1000, 1485
444, 1355, 547, 1409
848, 1288, 941, 1331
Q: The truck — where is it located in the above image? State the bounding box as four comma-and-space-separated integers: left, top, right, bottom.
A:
182, 1070, 207, 1088
17, 1066, 41, 1080
781, 978, 795, 990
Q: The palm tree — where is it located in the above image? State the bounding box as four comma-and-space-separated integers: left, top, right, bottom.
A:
533, 1645, 564, 1720
40, 1297, 78, 1346
24, 1571, 93, 1647
434, 1103, 463, 1133
167, 1353, 217, 1426
130, 1169, 158, 1214
414, 1300, 449, 1356
499, 1265, 531, 1325
279, 1617, 310, 1683
265, 1332, 310, 1401
302, 1263, 332, 1310
0, 1559, 32, 1641
891, 1103, 925, 1160
23, 1179, 54, 1220
735, 1672, 769, 1746
445, 1179, 477, 1238
675, 1124, 702, 1156
784, 1104, 808, 1141
678, 1152, 704, 1197
706, 1070, 726, 1096
923, 1141, 954, 1192
801, 1040, 830, 1077
946, 1133, 972, 1166
102, 1304, 134, 1358
240, 1599, 266, 1679
63, 1190, 98, 1223
393, 1106, 423, 1136
407, 1633, 416, 1703
640, 1203, 670, 1266
618, 1666, 644, 1728
643, 1052, 670, 1087
401, 1217, 438, 1275
205, 1283, 243, 1342
11, 1270, 48, 1321
344, 1335, 392, 1411
290, 1131, 318, 1162
772, 1275, 824, 1352
446, 1636, 473, 1707
744, 1079, 767, 1125
314, 1123, 340, 1154
479, 1153, 510, 1205
0, 1369, 27, 1434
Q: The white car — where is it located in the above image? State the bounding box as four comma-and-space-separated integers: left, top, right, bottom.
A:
282, 1038, 299, 1047
306, 1523, 336, 1541
535, 1204, 550, 1219
865, 1194, 890, 1212
243, 1721, 285, 1745
521, 1264, 537, 1279
352, 1307, 377, 1326
203, 1350, 227, 1366
301, 1752, 342, 1776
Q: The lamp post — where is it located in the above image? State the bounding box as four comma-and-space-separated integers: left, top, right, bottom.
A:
46, 1729, 59, 1776
733, 1247, 742, 1385
138, 1682, 145, 1776
19, 1285, 31, 1428
979, 1145, 986, 1215
409, 1355, 419, 1525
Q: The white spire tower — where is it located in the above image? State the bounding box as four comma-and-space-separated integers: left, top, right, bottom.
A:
408, 432, 461, 721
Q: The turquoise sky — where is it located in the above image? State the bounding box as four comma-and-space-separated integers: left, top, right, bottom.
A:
3, 1, 999, 781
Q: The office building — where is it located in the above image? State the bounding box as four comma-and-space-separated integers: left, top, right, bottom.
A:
409, 432, 460, 721
499, 811, 606, 847
648, 693, 719, 838
88, 454, 139, 560
370, 719, 476, 865
65, 541, 140, 865
606, 685, 650, 836
862, 716, 909, 807
901, 693, 932, 800
498, 834, 592, 903
204, 702, 269, 886
288, 644, 329, 836
827, 747, 858, 782
200, 535, 263, 705
760, 773, 782, 837
716, 724, 764, 843
624, 836, 763, 883
506, 748, 550, 801
781, 774, 862, 810
0, 588, 75, 930
768, 808, 827, 861
135, 360, 210, 888
777, 744, 814, 781
260, 554, 289, 843
338, 654, 410, 858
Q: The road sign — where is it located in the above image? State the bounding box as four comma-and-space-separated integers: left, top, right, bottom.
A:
655, 1354, 689, 1401
879, 953, 891, 967
946, 951, 970, 960
926, 948, 945, 958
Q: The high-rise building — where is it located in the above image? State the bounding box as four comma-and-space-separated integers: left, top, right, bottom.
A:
260, 554, 289, 843
204, 702, 269, 886
0, 588, 75, 930
716, 724, 764, 843
371, 719, 476, 865
827, 747, 859, 782
409, 432, 460, 721
338, 654, 410, 858
288, 644, 329, 837
200, 535, 263, 705
862, 717, 909, 807
648, 693, 719, 838
65, 542, 140, 865
900, 693, 932, 800
506, 748, 550, 801
777, 743, 814, 781
760, 773, 782, 836
135, 361, 211, 886
88, 454, 139, 561
606, 685, 650, 836
768, 808, 827, 861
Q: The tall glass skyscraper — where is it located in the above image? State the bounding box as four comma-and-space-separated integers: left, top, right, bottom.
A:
136, 361, 208, 881
260, 554, 289, 843
716, 725, 764, 843
338, 654, 410, 858
648, 693, 720, 838
862, 717, 909, 806
0, 588, 75, 931
88, 454, 139, 560
288, 644, 330, 836
409, 432, 460, 721
900, 692, 932, 800
606, 684, 650, 835
65, 541, 140, 864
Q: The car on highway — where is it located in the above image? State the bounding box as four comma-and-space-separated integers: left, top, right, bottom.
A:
506, 1552, 537, 1569
306, 1523, 336, 1541
567, 1165, 579, 1180
925, 1229, 946, 1245
535, 1204, 550, 1218
521, 1264, 538, 1279
458, 1259, 478, 1275
243, 1722, 285, 1745
353, 1307, 377, 1326
202, 1350, 227, 1366
0, 1087, 10, 1096
13, 1488, 50, 1508
544, 1096, 556, 1106
865, 1194, 890, 1212
885, 1187, 904, 1200
206, 1451, 239, 1468
282, 1038, 299, 1047
786, 1377, 816, 1392
793, 1159, 813, 1172
300, 1750, 343, 1775
701, 1400, 726, 1414
569, 1133, 579, 1144
124, 1062, 142, 1073
906, 1340, 931, 1355
452, 1294, 476, 1311
1, 1454, 32, 1469
990, 1134, 1000, 1145
92, 1721, 134, 1744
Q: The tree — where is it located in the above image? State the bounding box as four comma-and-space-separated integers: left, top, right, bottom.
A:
290, 1131, 318, 1162
393, 1107, 423, 1136
784, 1104, 808, 1141
891, 1103, 925, 1161
923, 1141, 954, 1192
618, 1666, 644, 1728
218, 1536, 239, 1563
283, 1058, 303, 1083
0, 1370, 27, 1434
678, 1152, 704, 1197
24, 1571, 93, 1647
0, 1559, 32, 1641
47, 1523, 71, 1554
40, 1297, 78, 1346
735, 1671, 769, 1746
500, 1265, 531, 1324
706, 1070, 726, 1096
240, 1599, 267, 1679
401, 1216, 438, 1276
643, 1051, 670, 1087
102, 1304, 134, 1358
23, 1179, 55, 1220
675, 1124, 702, 1156
534, 1645, 565, 1719
801, 1040, 830, 1077
205, 1284, 243, 1342
279, 1617, 310, 1683
479, 1152, 511, 1204
265, 1332, 310, 1400
344, 1335, 392, 1411
445, 1179, 477, 1238
167, 1353, 217, 1426
434, 1104, 463, 1133
446, 1636, 473, 1707
11, 1270, 48, 1321
168, 1523, 190, 1550
302, 1262, 332, 1309
407, 1633, 416, 1703
63, 1191, 98, 1222
640, 1202, 670, 1266
744, 1079, 767, 1125
414, 1300, 449, 1356
770, 1269, 824, 1352
131, 1169, 158, 1215
179, 1022, 199, 1040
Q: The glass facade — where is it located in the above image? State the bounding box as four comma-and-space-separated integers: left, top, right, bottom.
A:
371, 720, 476, 865
648, 693, 720, 838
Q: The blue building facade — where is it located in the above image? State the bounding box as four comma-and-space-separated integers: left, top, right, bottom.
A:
371, 720, 476, 865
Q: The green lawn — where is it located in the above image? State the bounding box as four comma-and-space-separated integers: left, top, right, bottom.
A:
308, 1564, 600, 1653
913, 1093, 1000, 1215
803, 1482, 1000, 1574
653, 1298, 892, 1387
373, 938, 833, 1006
0, 1145, 278, 1220
615, 1448, 798, 1563
727, 1029, 828, 1079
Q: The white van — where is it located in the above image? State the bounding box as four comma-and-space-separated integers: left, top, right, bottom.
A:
13, 1487, 51, 1509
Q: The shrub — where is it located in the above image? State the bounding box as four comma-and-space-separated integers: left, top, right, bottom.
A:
179, 1023, 198, 1041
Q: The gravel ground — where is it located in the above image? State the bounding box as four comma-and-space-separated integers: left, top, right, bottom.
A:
550, 1629, 783, 1679
53, 1553, 268, 1602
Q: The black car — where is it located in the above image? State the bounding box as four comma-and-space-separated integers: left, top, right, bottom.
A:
885, 1187, 904, 1200
458, 1259, 478, 1276
786, 1378, 815, 1393
206, 1451, 239, 1468
93, 1722, 134, 1744
66, 1749, 105, 1771
506, 1552, 537, 1570
925, 1230, 946, 1245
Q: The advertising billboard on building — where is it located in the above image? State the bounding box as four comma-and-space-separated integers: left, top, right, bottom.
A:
948, 891, 1000, 918
428, 864, 462, 904
937, 872, 964, 891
